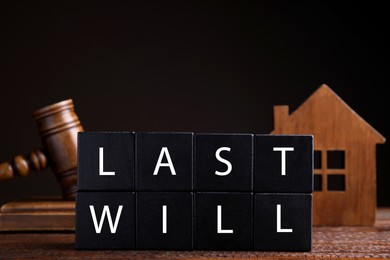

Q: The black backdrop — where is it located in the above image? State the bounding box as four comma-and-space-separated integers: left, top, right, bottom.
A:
0, 2, 388, 205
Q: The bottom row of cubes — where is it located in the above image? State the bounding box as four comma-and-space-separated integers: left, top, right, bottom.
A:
76, 192, 311, 251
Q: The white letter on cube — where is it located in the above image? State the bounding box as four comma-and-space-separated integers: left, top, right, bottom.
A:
215, 147, 232, 176
99, 147, 115, 176
273, 147, 294, 176
162, 205, 167, 234
217, 205, 233, 234
276, 204, 293, 233
153, 147, 177, 175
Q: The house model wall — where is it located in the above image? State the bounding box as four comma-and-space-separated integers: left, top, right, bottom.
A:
272, 84, 385, 226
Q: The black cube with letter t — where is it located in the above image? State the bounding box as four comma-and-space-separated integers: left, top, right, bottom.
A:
76, 132, 313, 251
254, 135, 313, 193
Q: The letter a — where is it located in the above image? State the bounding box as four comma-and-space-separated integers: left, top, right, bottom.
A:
153, 147, 177, 175
89, 205, 123, 234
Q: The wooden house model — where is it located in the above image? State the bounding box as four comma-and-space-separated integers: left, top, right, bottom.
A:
272, 84, 385, 226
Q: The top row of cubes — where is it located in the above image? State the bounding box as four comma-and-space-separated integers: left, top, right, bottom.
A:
77, 132, 313, 192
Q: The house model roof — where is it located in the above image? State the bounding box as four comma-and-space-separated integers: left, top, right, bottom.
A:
273, 84, 385, 145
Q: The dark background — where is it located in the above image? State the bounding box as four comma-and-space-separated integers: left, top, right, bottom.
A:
0, 2, 388, 205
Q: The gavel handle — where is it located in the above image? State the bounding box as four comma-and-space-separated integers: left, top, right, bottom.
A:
0, 149, 48, 181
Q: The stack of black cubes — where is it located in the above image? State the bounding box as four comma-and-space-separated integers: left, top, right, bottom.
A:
76, 132, 312, 251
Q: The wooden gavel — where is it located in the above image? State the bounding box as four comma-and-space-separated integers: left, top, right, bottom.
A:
0, 99, 84, 200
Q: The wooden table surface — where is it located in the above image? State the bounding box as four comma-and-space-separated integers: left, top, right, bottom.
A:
1, 208, 389, 259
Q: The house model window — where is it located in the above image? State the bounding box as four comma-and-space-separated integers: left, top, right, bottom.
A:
272, 85, 386, 225
314, 150, 346, 192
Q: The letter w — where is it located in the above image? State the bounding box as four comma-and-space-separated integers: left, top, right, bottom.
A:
89, 205, 123, 234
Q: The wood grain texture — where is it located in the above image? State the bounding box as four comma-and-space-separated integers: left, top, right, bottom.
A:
0, 198, 75, 231
1, 208, 389, 259
272, 85, 386, 226
0, 99, 84, 200
33, 99, 84, 200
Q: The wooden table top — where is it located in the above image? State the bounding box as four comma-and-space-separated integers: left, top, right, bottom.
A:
1, 208, 389, 259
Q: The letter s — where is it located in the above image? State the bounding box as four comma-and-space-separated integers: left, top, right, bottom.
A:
215, 147, 232, 176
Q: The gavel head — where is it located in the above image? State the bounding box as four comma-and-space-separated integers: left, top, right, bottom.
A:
33, 99, 84, 200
